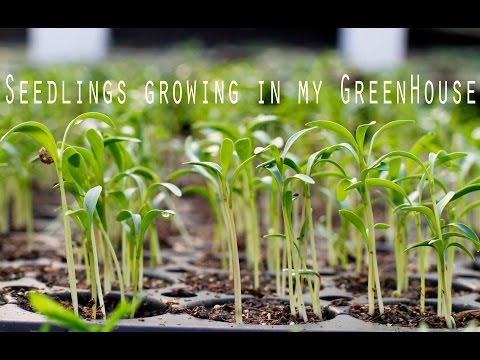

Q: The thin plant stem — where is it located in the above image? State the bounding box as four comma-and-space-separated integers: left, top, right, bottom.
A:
225, 198, 243, 324
364, 189, 384, 315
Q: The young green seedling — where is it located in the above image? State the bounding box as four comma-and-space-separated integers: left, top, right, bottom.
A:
194, 118, 278, 285
66, 186, 106, 319
185, 138, 270, 324
307, 120, 416, 316
0, 112, 114, 315
116, 207, 175, 316
259, 127, 323, 320
142, 181, 182, 267
400, 151, 480, 328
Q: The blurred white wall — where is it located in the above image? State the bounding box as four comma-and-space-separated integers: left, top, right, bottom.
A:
27, 28, 110, 64
339, 28, 408, 72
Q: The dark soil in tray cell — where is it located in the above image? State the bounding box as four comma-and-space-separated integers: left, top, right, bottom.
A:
190, 252, 249, 270
334, 272, 472, 299
0, 264, 171, 290
42, 268, 171, 290
17, 291, 168, 320
180, 270, 315, 296
349, 303, 480, 328
0, 233, 65, 262
0, 267, 25, 282
173, 298, 330, 325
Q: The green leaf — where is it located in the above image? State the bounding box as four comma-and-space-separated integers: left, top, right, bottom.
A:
1, 121, 58, 163
86, 129, 104, 172
71, 112, 115, 129
336, 143, 359, 163
220, 138, 234, 177
283, 157, 301, 174
450, 184, 480, 203
345, 180, 363, 192
292, 174, 315, 185
337, 178, 353, 202
291, 269, 321, 278
261, 163, 283, 189
365, 178, 410, 204
284, 190, 293, 216
266, 144, 281, 169
103, 136, 141, 146
355, 121, 376, 154
84, 186, 102, 222
374, 223, 390, 230
339, 209, 368, 242
437, 191, 455, 216
65, 208, 89, 231
405, 240, 433, 253
311, 159, 347, 177
263, 233, 287, 239
116, 210, 141, 236
64, 149, 90, 191
395, 205, 436, 233
446, 242, 475, 260
306, 120, 358, 152
140, 209, 175, 241
229, 152, 261, 206
146, 182, 182, 200
436, 152, 468, 168
62, 181, 83, 201
368, 120, 414, 161
442, 231, 479, 245
428, 152, 439, 176
372, 151, 427, 175
71, 146, 100, 182
184, 161, 222, 177
387, 158, 402, 180
104, 141, 126, 171
128, 166, 158, 182
306, 149, 327, 175
444, 223, 480, 249
235, 138, 252, 163
281, 127, 316, 159
29, 292, 90, 332
372, 162, 389, 172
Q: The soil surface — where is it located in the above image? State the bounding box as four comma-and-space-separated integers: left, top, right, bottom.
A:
349, 303, 480, 328
334, 272, 472, 298
16, 292, 167, 320
191, 252, 249, 270
0, 264, 170, 290
180, 270, 315, 296
173, 298, 329, 325
0, 234, 65, 262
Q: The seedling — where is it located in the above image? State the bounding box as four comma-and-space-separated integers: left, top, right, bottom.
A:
400, 151, 480, 328
66, 186, 106, 319
116, 207, 175, 316
0, 112, 114, 315
259, 127, 322, 320
185, 138, 270, 324
307, 120, 416, 316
